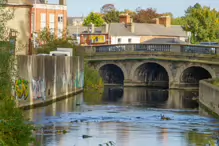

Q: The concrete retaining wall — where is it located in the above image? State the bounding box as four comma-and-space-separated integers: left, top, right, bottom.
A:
15, 55, 84, 109
199, 79, 219, 116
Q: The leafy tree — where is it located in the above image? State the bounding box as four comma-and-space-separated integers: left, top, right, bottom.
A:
35, 29, 84, 56
83, 12, 105, 27
121, 9, 136, 18
0, 0, 34, 145
100, 4, 116, 14
37, 28, 55, 44
162, 12, 173, 18
133, 8, 161, 23
0, 0, 13, 40
182, 3, 219, 43
103, 10, 120, 23
172, 17, 185, 25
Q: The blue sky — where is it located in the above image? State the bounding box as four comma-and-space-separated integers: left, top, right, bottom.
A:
49, 0, 219, 17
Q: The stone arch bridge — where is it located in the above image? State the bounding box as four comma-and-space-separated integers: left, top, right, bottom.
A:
85, 43, 219, 89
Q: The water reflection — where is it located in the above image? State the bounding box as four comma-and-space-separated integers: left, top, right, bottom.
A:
84, 87, 199, 110
24, 87, 219, 146
25, 94, 84, 123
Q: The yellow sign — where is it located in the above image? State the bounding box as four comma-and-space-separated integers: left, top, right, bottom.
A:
91, 35, 106, 44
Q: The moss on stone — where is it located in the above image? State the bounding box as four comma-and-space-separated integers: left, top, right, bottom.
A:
199, 102, 219, 119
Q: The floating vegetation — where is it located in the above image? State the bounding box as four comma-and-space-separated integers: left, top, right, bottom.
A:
160, 114, 172, 120
34, 126, 69, 135
99, 141, 116, 146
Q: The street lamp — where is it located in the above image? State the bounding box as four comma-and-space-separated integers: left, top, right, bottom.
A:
9, 29, 17, 54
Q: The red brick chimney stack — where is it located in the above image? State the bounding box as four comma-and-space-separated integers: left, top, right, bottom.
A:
158, 16, 171, 27
119, 14, 132, 24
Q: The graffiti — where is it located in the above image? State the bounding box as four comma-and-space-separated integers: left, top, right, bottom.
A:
74, 71, 84, 88
32, 77, 46, 100
15, 79, 29, 100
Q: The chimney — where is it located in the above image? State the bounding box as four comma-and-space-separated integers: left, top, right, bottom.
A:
119, 14, 131, 24
155, 18, 159, 24
59, 0, 66, 5
131, 23, 135, 33
103, 22, 109, 33
158, 16, 171, 27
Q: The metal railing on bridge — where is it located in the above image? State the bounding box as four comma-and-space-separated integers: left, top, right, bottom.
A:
86, 43, 219, 55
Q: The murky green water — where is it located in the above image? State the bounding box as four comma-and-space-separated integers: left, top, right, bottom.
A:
25, 87, 219, 146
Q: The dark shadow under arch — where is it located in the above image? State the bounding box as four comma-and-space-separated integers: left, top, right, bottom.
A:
181, 66, 212, 84
135, 63, 169, 88
99, 64, 124, 84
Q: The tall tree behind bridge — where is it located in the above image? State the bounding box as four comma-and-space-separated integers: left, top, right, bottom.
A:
83, 12, 105, 27
133, 7, 161, 23
182, 3, 219, 43
100, 4, 116, 14
103, 10, 120, 23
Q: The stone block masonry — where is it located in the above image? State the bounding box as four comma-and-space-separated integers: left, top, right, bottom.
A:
15, 55, 84, 109
199, 79, 219, 117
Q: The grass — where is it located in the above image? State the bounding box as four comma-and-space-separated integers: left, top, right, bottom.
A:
212, 78, 219, 86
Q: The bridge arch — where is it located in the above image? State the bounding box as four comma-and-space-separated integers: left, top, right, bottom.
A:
177, 64, 216, 85
130, 61, 172, 88
96, 62, 128, 84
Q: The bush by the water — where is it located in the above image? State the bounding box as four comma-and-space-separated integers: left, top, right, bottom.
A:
0, 0, 34, 145
84, 62, 104, 91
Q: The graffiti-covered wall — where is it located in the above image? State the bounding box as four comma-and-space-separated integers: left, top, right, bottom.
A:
16, 55, 84, 105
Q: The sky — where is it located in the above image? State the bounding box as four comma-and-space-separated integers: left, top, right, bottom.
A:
49, 0, 219, 17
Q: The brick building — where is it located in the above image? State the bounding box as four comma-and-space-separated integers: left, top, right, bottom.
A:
30, 0, 67, 38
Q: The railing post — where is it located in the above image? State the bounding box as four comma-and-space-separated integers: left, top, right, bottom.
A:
216, 48, 219, 55
84, 46, 96, 56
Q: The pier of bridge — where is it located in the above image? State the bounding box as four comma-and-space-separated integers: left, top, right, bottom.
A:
84, 43, 219, 89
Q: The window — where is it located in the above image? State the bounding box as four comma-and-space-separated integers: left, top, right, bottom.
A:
49, 14, 55, 34
40, 13, 46, 31
128, 38, 132, 43
31, 13, 34, 33
58, 14, 64, 38
58, 29, 63, 38
58, 15, 63, 23
118, 38, 121, 43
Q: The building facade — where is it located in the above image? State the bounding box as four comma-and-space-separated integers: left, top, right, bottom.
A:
6, 0, 32, 55
31, 0, 67, 38
68, 16, 84, 26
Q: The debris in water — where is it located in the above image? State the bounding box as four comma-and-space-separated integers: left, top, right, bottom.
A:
82, 135, 92, 139
160, 114, 172, 120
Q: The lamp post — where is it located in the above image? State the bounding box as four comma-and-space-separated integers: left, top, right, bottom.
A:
33, 0, 37, 48
9, 29, 17, 55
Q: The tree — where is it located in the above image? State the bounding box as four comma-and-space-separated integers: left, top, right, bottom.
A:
100, 4, 116, 14
162, 12, 173, 18
133, 8, 161, 23
0, 0, 34, 145
37, 28, 55, 44
103, 10, 120, 23
121, 9, 136, 18
172, 17, 185, 25
182, 3, 219, 43
83, 12, 105, 27
35, 29, 84, 56
0, 0, 13, 40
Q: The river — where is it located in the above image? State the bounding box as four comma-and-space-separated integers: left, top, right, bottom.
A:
25, 87, 219, 146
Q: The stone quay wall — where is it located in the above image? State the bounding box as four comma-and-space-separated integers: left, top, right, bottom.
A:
199, 79, 219, 116
15, 55, 84, 109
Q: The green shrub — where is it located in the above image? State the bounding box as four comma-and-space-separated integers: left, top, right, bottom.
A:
84, 61, 104, 91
